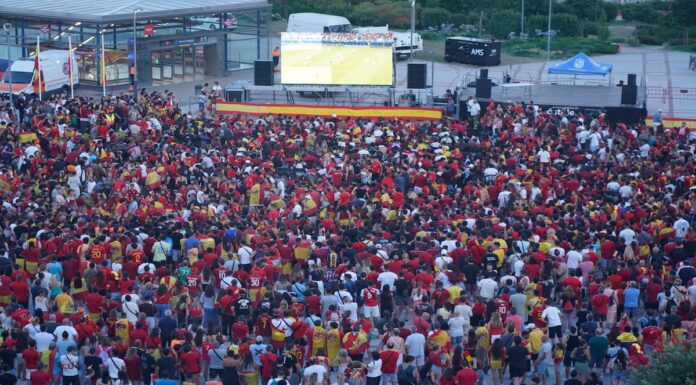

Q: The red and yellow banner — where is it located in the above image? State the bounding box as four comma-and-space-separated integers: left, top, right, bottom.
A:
216, 102, 443, 121
645, 116, 696, 129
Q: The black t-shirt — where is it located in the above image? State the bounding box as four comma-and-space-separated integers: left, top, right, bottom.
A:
234, 298, 251, 316
156, 356, 177, 375
462, 263, 479, 283
84, 356, 103, 379
169, 232, 184, 251
0, 350, 17, 369
0, 372, 17, 385
565, 379, 583, 385
395, 278, 410, 296
506, 346, 529, 369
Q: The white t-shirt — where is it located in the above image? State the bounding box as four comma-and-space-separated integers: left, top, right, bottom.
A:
405, 333, 425, 357
541, 306, 562, 327
537, 150, 550, 163
304, 364, 328, 381
448, 316, 466, 338
366, 359, 382, 378
107, 356, 126, 379
377, 271, 398, 291
35, 332, 55, 352
478, 278, 498, 299
238, 246, 254, 264
618, 228, 636, 245
60, 353, 80, 376
566, 250, 582, 269
53, 325, 78, 341
453, 304, 473, 324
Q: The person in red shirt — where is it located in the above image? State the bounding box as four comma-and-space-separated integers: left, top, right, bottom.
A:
590, 288, 610, 326
455, 362, 478, 385
231, 321, 250, 340
12, 307, 32, 328
179, 344, 202, 383
23, 340, 41, 377
30, 362, 52, 385
254, 311, 272, 339
10, 274, 30, 307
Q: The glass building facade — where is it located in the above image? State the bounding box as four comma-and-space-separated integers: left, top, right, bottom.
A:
0, 0, 271, 87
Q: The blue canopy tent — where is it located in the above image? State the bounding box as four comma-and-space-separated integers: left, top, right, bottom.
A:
547, 52, 613, 85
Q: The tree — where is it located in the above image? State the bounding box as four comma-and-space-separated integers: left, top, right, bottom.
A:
421, 7, 450, 28
631, 344, 696, 385
484, 9, 521, 38
672, 0, 696, 27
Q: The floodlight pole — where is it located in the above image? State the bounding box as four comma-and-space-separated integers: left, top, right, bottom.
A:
546, 0, 552, 62
133, 8, 140, 101
410, 0, 415, 61
3, 23, 14, 127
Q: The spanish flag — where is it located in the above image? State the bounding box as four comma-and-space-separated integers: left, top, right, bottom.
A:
18, 132, 38, 143
463, 350, 473, 364
145, 170, 161, 189
249, 183, 262, 206
32, 36, 44, 97
0, 178, 10, 192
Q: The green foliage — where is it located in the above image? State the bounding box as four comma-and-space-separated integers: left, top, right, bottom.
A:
636, 24, 683, 45
350, 0, 412, 29
449, 13, 468, 27
622, 1, 672, 26
672, 0, 696, 27
597, 26, 610, 41
526, 13, 580, 37
502, 37, 617, 57
421, 7, 450, 28
483, 9, 521, 38
631, 345, 696, 385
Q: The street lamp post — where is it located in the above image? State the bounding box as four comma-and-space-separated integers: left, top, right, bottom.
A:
3, 23, 14, 127
520, 0, 525, 38
546, 0, 552, 62
133, 8, 140, 101
410, 0, 415, 61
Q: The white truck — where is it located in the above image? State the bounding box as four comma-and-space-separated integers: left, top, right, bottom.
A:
287, 13, 422, 59
0, 50, 78, 96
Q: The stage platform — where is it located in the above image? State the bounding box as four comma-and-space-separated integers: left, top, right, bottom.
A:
458, 84, 634, 108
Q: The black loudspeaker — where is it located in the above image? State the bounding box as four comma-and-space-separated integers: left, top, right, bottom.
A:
459, 100, 468, 120
605, 106, 646, 125
480, 69, 488, 79
407, 63, 428, 89
254, 60, 274, 86
476, 78, 492, 99
621, 85, 637, 105
226, 90, 246, 102
627, 73, 637, 86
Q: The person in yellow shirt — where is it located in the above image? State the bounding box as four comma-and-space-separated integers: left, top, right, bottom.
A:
55, 291, 74, 315
447, 284, 463, 303
527, 324, 544, 356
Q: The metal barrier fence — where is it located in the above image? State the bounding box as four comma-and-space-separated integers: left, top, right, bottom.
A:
645, 86, 696, 100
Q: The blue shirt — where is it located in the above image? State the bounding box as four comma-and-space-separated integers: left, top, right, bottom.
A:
47, 261, 63, 279
249, 343, 266, 365
183, 237, 201, 251
623, 288, 640, 308
224, 228, 237, 242
291, 282, 306, 302
155, 379, 177, 385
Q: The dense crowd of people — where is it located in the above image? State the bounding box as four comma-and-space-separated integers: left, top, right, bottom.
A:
0, 88, 693, 385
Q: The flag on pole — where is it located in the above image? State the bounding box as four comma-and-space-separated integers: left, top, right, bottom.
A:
32, 35, 44, 100
68, 35, 75, 99
100, 33, 107, 96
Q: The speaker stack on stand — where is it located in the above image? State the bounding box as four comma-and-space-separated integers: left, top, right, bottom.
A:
475, 69, 492, 99
407, 63, 428, 89
254, 60, 274, 86
620, 73, 637, 105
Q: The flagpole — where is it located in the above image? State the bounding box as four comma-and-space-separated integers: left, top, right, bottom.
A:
68, 35, 74, 99
100, 32, 106, 97
37, 35, 42, 102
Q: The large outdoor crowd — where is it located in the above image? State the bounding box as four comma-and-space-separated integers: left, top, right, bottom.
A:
0, 88, 693, 385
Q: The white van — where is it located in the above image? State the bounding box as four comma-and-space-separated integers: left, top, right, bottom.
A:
0, 50, 78, 96
287, 13, 353, 33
